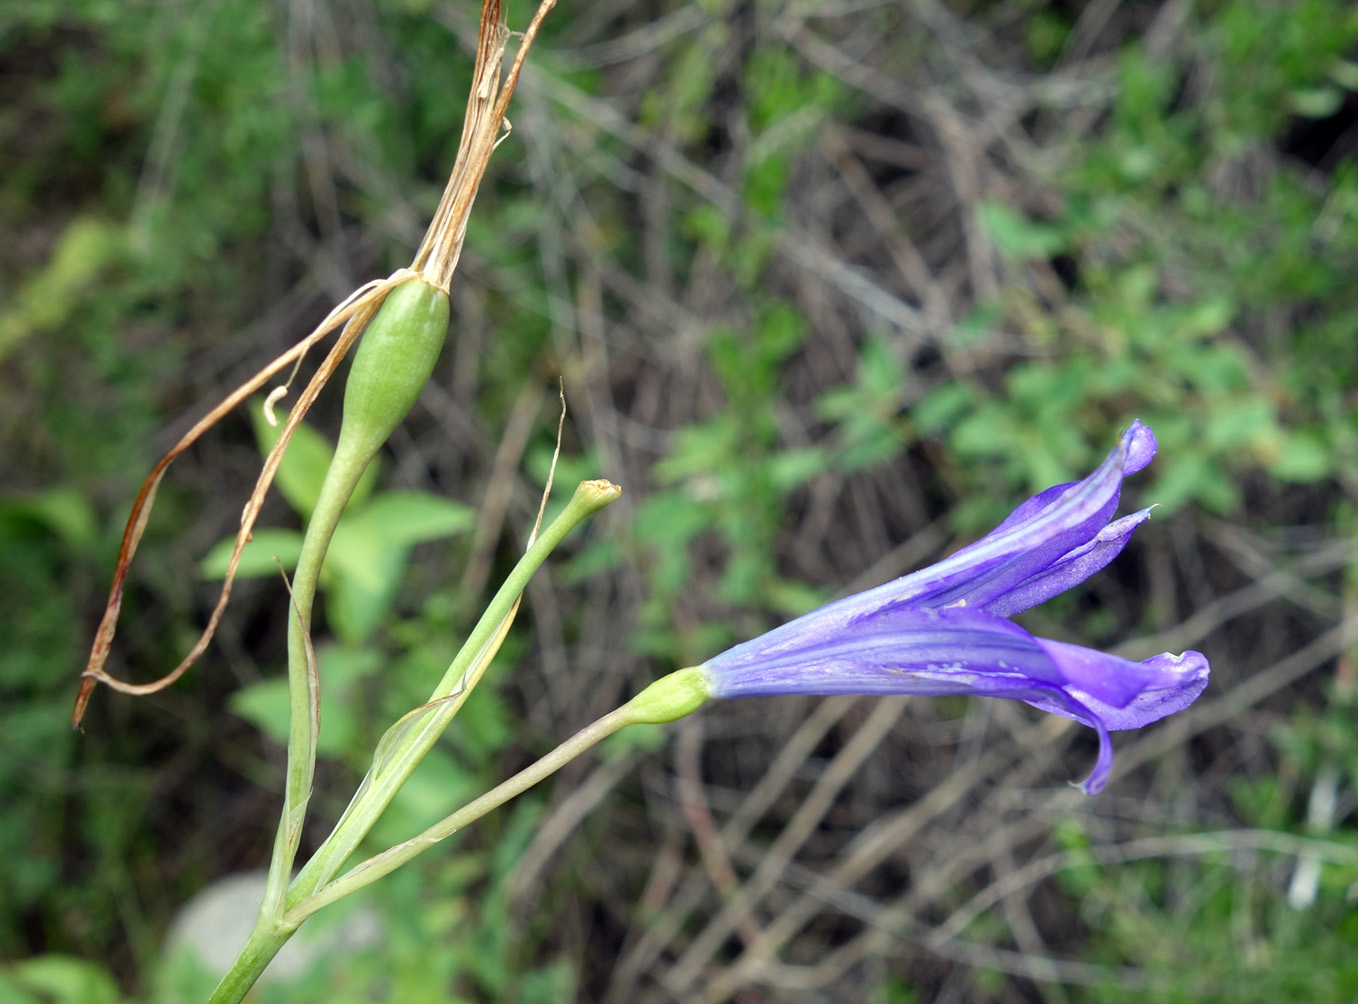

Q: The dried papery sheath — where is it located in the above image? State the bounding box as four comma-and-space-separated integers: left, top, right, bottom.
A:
698, 421, 1209, 794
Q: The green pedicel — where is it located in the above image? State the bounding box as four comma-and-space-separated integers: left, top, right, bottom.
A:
272, 276, 450, 907
295, 274, 450, 626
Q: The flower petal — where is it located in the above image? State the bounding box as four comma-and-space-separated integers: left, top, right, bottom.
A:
926, 420, 1157, 611
1005, 685, 1118, 794
703, 606, 1070, 699
818, 421, 1156, 622
1028, 645, 1211, 729
1017, 648, 1206, 794
978, 423, 1156, 540
984, 508, 1155, 617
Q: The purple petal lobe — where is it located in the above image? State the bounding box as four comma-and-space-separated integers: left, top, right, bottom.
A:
1017, 646, 1206, 793
1011, 687, 1118, 794
985, 507, 1155, 617
1121, 419, 1157, 475
1037, 647, 1211, 730
702, 606, 1065, 700
762, 422, 1156, 629
1032, 638, 1208, 710
872, 421, 1154, 613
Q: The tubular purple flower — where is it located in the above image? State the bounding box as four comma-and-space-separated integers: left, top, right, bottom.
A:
699, 420, 1208, 794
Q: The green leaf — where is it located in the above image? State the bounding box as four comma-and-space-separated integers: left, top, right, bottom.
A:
228, 678, 293, 747
1204, 397, 1273, 451
0, 970, 41, 1004
0, 216, 123, 361
9, 955, 122, 1004
683, 204, 729, 250
1288, 87, 1343, 118
911, 383, 973, 436
977, 201, 1068, 260
1151, 453, 1238, 513
344, 491, 477, 549
250, 402, 380, 518
1176, 296, 1236, 338
302, 492, 473, 643
518, 961, 577, 1004
324, 524, 406, 644
198, 527, 304, 580
1267, 430, 1332, 483
768, 447, 826, 490
653, 416, 740, 485
317, 642, 384, 696
0, 489, 97, 550
560, 536, 623, 585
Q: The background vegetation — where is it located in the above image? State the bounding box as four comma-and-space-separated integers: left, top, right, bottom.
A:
3, 0, 1356, 1000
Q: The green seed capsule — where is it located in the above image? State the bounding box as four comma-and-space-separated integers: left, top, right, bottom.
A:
337, 275, 451, 466
286, 276, 450, 691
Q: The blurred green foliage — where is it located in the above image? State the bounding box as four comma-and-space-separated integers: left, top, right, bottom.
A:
1045, 690, 1358, 1004
3, 0, 1357, 1000
916, 1, 1358, 521
199, 402, 476, 644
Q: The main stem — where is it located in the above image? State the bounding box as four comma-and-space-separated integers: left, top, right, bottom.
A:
204, 916, 296, 1004
204, 437, 372, 1004
261, 432, 373, 912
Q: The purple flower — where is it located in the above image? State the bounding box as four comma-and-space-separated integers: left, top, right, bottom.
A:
700, 420, 1208, 794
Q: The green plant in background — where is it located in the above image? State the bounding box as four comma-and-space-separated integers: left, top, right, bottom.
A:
911, 0, 1358, 526
630, 40, 851, 660
1042, 688, 1358, 1004
634, 302, 827, 663
6, 0, 1358, 1000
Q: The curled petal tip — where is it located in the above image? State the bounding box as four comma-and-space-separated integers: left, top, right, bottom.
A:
1121, 420, 1157, 475
1077, 771, 1109, 796
1098, 506, 1155, 538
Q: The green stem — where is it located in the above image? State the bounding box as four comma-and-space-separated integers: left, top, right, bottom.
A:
260, 431, 372, 915
204, 915, 298, 1004
263, 275, 450, 919
288, 667, 711, 922
284, 479, 622, 910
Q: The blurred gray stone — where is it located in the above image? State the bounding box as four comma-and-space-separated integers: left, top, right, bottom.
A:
164, 871, 381, 984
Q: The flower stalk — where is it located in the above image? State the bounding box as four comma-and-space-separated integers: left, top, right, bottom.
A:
287, 666, 711, 923
284, 480, 622, 910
